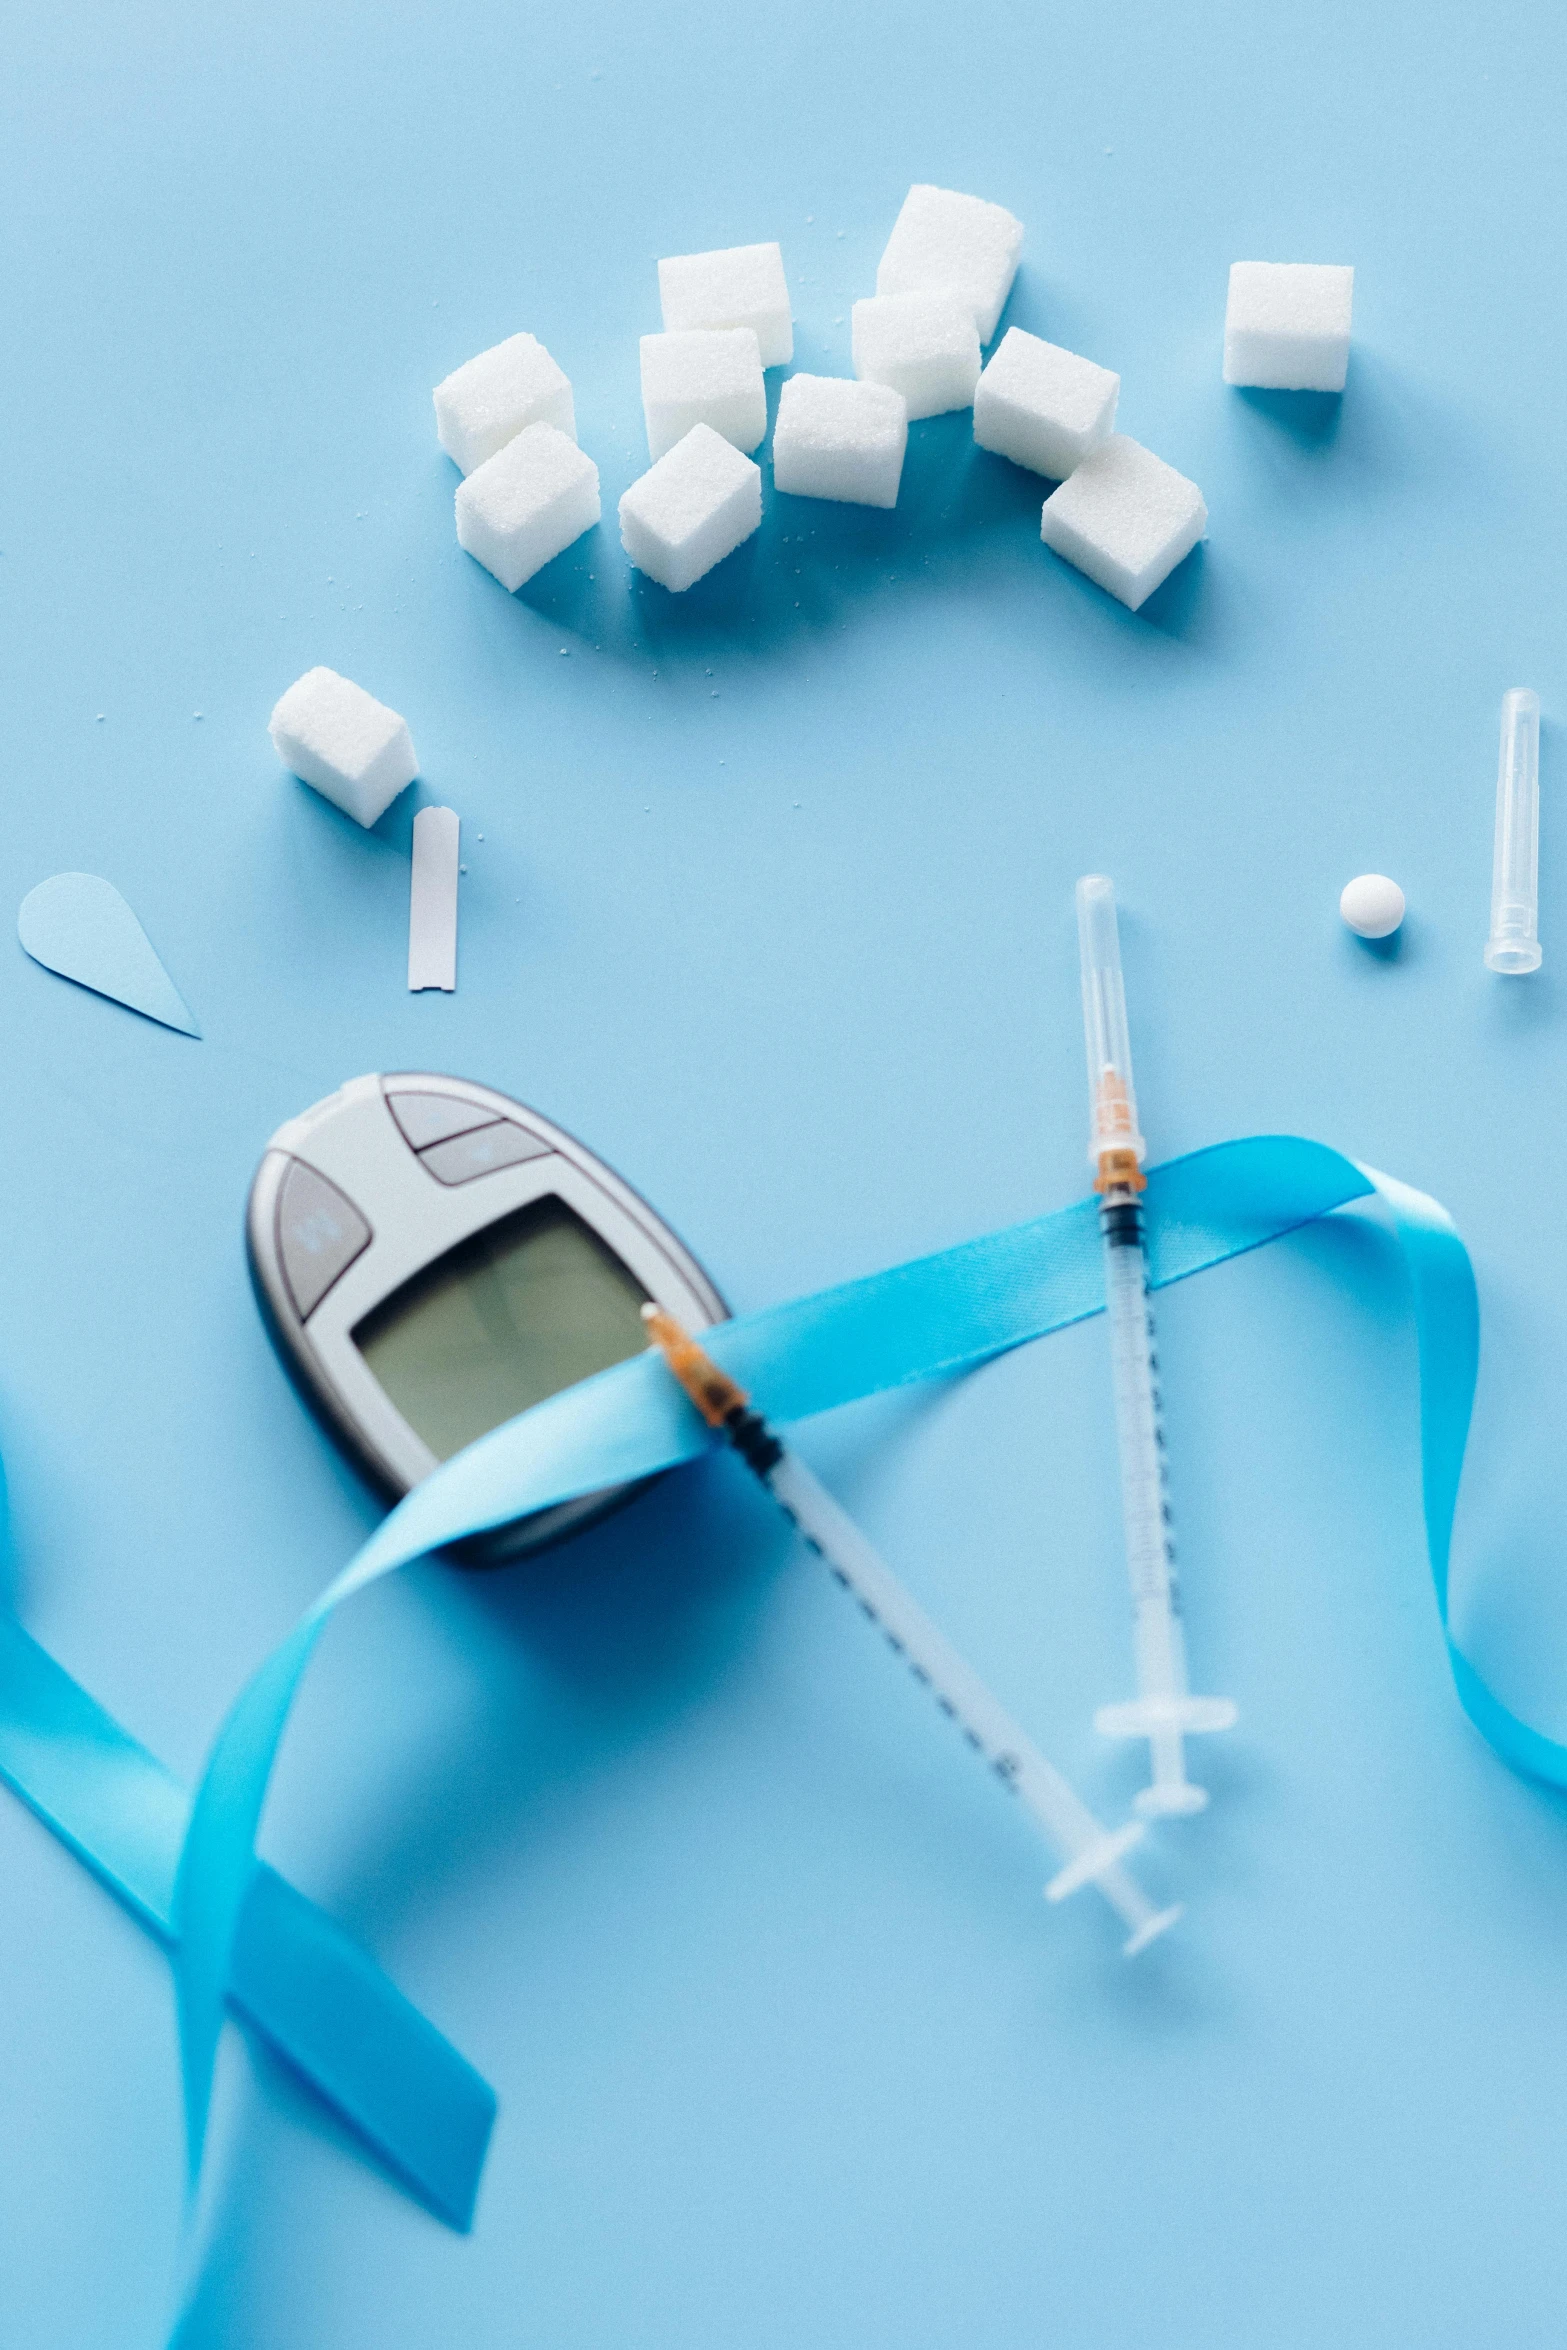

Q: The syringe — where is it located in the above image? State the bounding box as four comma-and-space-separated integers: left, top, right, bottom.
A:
642, 1306, 1179, 1955
1075, 875, 1236, 1818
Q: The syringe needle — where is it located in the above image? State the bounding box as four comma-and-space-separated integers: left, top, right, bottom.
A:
642, 1306, 1179, 1956
1075, 876, 1236, 1819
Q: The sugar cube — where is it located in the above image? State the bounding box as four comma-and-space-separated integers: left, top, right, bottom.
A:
658, 243, 794, 367
268, 667, 419, 828
1039, 436, 1206, 612
850, 292, 979, 420
619, 423, 762, 592
772, 375, 907, 508
973, 328, 1118, 479
640, 328, 766, 461
1223, 263, 1354, 392
433, 333, 575, 475
875, 185, 1023, 344
455, 423, 600, 593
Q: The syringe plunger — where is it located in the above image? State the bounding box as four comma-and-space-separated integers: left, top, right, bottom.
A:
1485, 688, 1542, 975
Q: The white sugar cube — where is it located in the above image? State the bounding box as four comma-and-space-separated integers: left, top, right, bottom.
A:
1223, 263, 1354, 392
973, 328, 1118, 479
875, 184, 1023, 344
640, 328, 766, 461
619, 423, 762, 592
1039, 436, 1206, 612
773, 375, 907, 508
850, 292, 979, 420
455, 423, 600, 593
268, 667, 419, 828
432, 333, 575, 475
658, 242, 793, 367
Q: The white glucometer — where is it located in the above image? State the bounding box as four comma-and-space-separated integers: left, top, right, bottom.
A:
247, 1073, 728, 1560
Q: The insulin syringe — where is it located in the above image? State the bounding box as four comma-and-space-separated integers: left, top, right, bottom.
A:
642, 1306, 1179, 1954
1075, 875, 1236, 1818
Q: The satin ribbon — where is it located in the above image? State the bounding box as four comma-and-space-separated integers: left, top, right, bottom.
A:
164, 1131, 1522, 2271
0, 1490, 495, 2231
2, 1132, 1545, 2330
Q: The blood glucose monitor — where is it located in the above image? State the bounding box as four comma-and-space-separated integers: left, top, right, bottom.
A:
247, 1073, 727, 1559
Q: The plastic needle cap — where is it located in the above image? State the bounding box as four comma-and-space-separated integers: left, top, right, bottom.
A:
1076, 875, 1144, 1168
1486, 688, 1542, 974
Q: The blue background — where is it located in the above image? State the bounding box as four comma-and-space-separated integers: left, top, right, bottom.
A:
5, 1, 1567, 2341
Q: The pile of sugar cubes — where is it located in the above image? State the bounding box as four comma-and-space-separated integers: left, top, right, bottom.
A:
430, 190, 1355, 616
255, 230, 1356, 991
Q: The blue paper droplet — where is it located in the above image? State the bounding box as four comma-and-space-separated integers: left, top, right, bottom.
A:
18, 874, 201, 1038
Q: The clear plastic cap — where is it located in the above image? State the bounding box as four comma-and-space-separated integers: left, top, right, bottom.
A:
1076, 875, 1145, 1166
1485, 688, 1542, 975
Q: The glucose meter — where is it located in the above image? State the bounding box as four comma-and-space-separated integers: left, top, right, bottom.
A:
247, 1073, 727, 1559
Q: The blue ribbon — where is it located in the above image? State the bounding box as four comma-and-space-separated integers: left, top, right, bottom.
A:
0, 1507, 495, 2231
163, 1131, 1525, 2258
3, 1132, 1553, 2329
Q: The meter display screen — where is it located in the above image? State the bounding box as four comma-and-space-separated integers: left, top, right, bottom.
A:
353, 1195, 651, 1461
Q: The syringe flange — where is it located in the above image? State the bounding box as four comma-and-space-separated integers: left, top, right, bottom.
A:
1044, 1818, 1146, 1903
1094, 1694, 1239, 1739
1122, 1904, 1184, 1958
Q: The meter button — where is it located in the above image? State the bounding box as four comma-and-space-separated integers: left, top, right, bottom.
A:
277, 1159, 372, 1320
386, 1090, 499, 1151
419, 1123, 552, 1185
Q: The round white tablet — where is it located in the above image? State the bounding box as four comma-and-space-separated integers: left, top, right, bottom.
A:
1340, 873, 1405, 939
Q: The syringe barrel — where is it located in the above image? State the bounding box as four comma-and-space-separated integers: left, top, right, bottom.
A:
1485, 688, 1542, 975
1101, 1216, 1183, 1679
1075, 875, 1145, 1166
765, 1450, 1123, 1873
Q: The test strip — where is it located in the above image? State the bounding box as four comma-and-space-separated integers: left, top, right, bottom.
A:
408, 806, 459, 991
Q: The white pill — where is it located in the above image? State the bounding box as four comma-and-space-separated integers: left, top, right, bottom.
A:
1339, 873, 1405, 938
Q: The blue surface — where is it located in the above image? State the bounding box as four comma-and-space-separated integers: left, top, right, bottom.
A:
5, 1, 1567, 2342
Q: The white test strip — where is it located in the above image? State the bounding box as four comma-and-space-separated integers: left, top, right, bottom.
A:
408, 805, 459, 992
